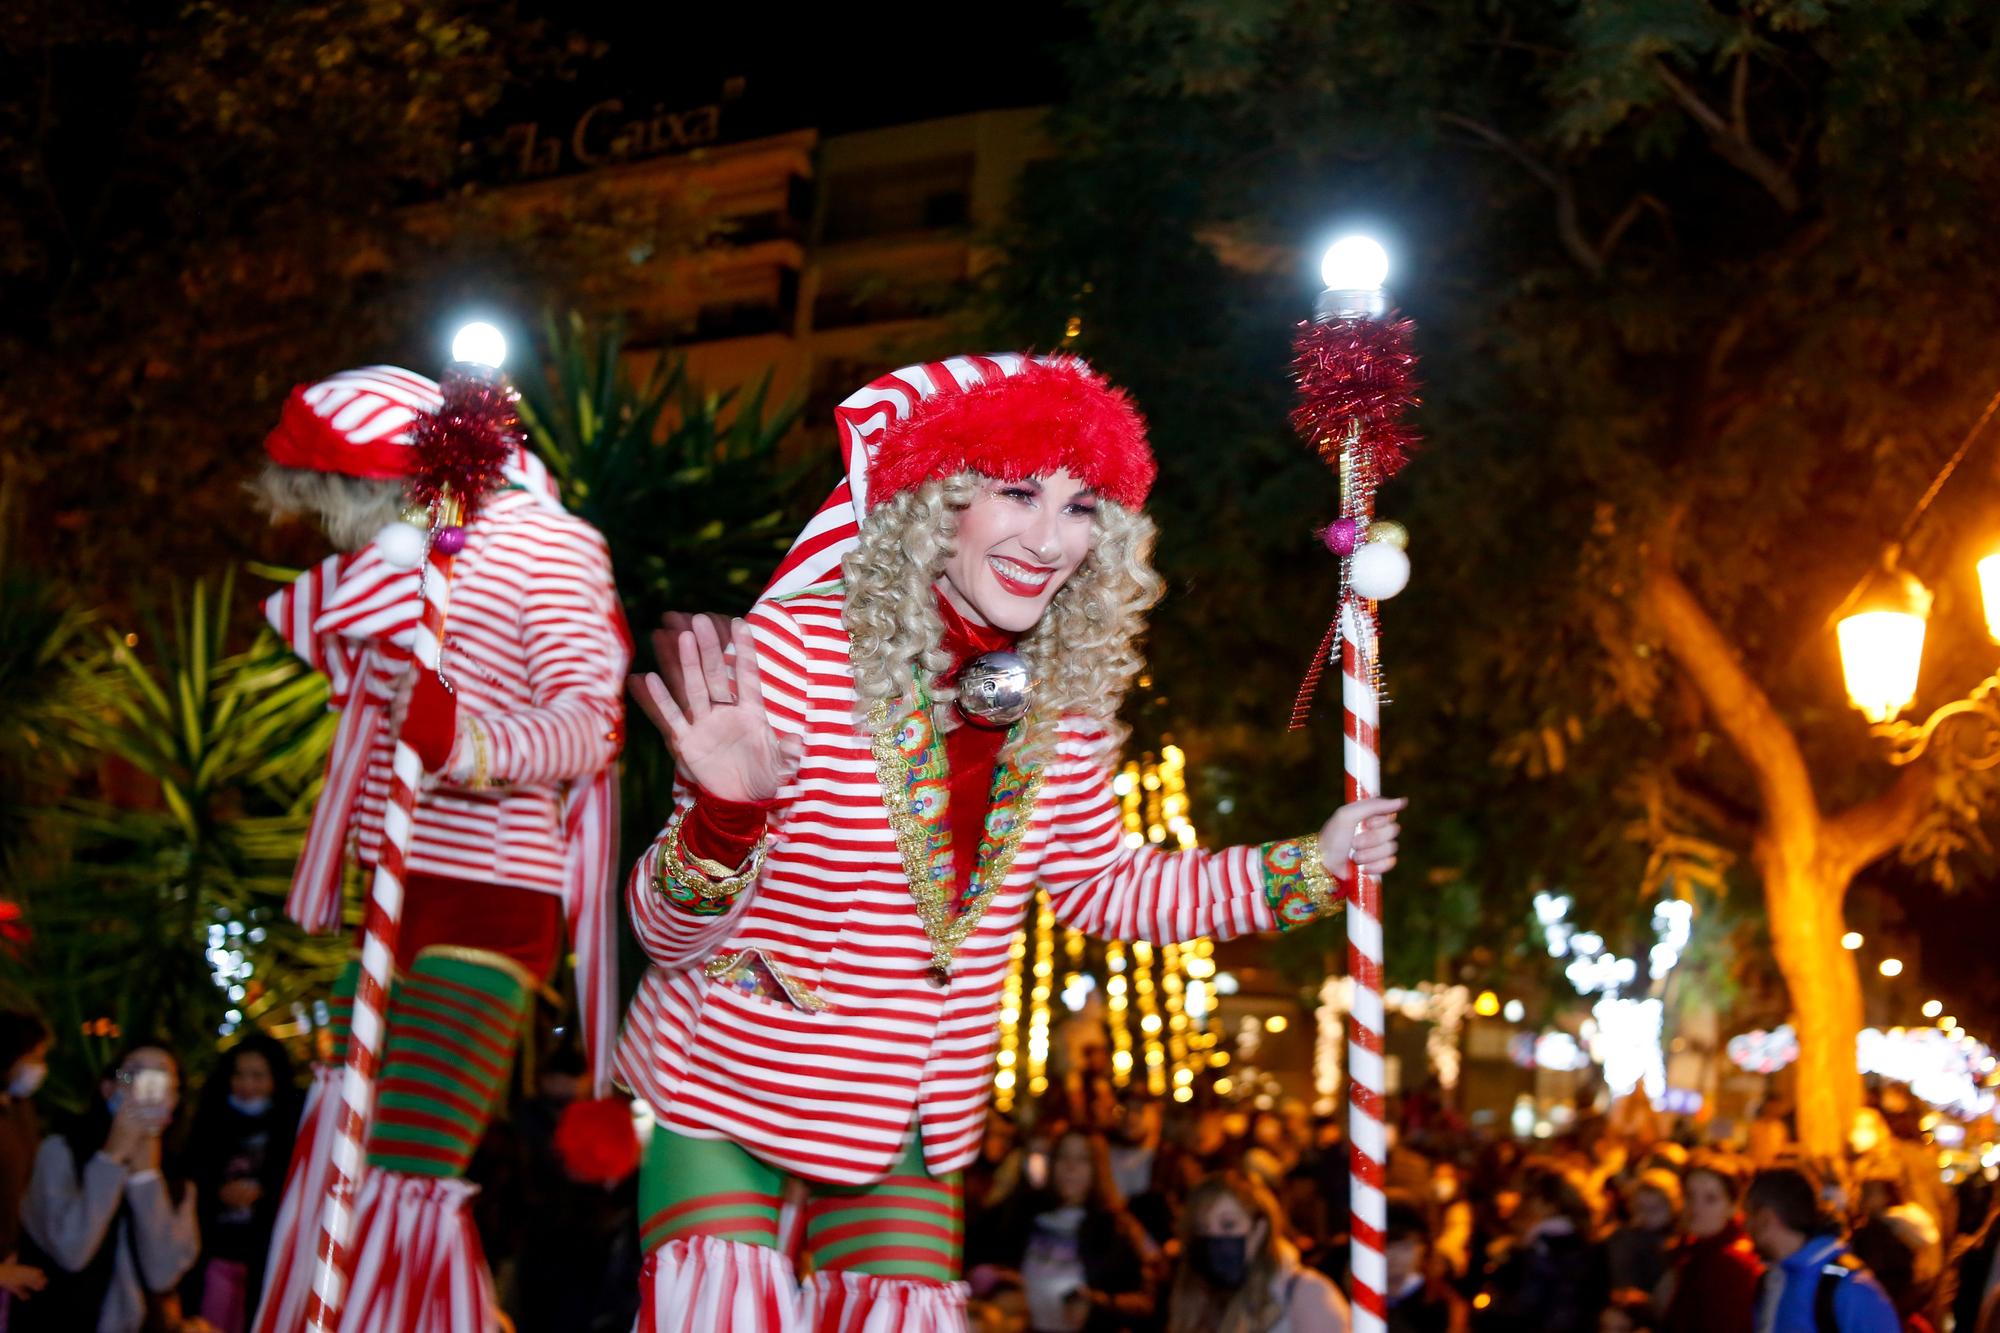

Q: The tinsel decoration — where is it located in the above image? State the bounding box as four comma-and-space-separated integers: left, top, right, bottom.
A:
1290, 315, 1420, 482
1287, 313, 1416, 729
406, 368, 523, 522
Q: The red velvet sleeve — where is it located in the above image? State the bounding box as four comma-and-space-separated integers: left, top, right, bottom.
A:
679, 790, 775, 870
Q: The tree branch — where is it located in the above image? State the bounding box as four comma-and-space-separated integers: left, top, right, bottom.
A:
1668, 765, 1762, 843
1822, 760, 1933, 882
1731, 50, 1750, 136
1596, 193, 1669, 267
1436, 112, 1604, 277
1638, 555, 1822, 866
1652, 59, 1801, 213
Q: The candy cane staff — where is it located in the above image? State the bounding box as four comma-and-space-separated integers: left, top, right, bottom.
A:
611, 353, 1405, 1333
246, 359, 631, 1333
1287, 236, 1421, 1333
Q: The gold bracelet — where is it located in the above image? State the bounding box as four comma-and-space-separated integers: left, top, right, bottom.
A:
1299, 837, 1343, 914
466, 717, 493, 789
660, 808, 768, 901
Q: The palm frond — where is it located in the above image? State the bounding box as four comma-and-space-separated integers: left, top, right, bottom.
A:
0, 574, 339, 1104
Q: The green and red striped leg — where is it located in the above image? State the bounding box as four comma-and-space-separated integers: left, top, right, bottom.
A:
364, 946, 532, 1178
803, 1135, 963, 1283
638, 1126, 787, 1254
324, 956, 359, 1067
634, 1128, 799, 1330
797, 1134, 968, 1330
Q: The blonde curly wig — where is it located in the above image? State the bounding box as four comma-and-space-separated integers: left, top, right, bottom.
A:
841, 472, 1165, 764
249, 463, 406, 552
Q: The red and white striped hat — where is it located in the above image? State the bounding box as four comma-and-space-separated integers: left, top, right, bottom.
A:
762, 353, 1153, 599
263, 365, 562, 504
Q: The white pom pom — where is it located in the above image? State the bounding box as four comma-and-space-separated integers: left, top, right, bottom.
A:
373, 520, 428, 569
1348, 540, 1410, 600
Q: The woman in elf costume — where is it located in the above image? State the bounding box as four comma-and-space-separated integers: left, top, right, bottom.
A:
616, 354, 1402, 1332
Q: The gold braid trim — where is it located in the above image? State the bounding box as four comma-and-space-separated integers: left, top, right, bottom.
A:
660, 807, 769, 900
1299, 836, 1344, 915
869, 700, 1042, 974
413, 943, 539, 992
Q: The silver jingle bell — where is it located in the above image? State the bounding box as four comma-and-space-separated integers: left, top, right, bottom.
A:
954, 651, 1033, 727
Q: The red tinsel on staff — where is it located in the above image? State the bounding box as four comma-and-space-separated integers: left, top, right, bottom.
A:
407, 369, 523, 521
1291, 316, 1420, 482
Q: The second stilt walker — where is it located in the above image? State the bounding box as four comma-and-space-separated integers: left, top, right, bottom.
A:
616, 353, 1406, 1331
248, 364, 629, 1333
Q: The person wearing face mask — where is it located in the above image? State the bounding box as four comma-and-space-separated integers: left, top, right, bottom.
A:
1384, 1191, 1467, 1333
616, 354, 1406, 1330
1166, 1170, 1349, 1333
1658, 1153, 1761, 1333
16, 1044, 201, 1333
0, 1011, 54, 1322
182, 1037, 297, 1333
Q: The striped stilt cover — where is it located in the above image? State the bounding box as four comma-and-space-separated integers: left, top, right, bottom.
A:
255, 963, 358, 1333
337, 1172, 496, 1333
637, 1238, 798, 1333
797, 1271, 969, 1333
254, 1064, 348, 1333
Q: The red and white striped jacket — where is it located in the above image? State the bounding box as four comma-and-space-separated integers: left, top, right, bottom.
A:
268, 489, 628, 898
613, 587, 1333, 1185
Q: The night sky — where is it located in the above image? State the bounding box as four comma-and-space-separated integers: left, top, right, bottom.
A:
512, 4, 1082, 141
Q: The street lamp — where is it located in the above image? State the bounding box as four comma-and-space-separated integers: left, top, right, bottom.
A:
1836, 548, 2000, 766
1837, 562, 1931, 725
450, 320, 508, 370
1316, 234, 1390, 321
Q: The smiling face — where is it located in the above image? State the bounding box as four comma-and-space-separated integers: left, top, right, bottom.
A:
937, 470, 1099, 633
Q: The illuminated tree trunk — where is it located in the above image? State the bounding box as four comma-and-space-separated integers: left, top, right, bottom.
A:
1641, 560, 1927, 1161
1756, 853, 1866, 1156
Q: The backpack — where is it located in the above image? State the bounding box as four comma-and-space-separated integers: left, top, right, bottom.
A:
1757, 1250, 1867, 1333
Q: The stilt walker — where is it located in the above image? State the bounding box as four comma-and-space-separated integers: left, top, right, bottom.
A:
615, 352, 1408, 1331
1288, 237, 1421, 1333
249, 337, 630, 1333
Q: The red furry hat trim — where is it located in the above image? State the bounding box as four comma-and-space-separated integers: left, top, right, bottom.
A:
866, 359, 1155, 508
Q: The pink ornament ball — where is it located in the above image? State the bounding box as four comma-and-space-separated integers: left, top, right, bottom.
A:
435, 525, 467, 555
1322, 517, 1360, 556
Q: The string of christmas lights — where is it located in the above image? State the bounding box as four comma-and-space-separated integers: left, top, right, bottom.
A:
991, 744, 1213, 1112
1028, 895, 1056, 1101
1106, 941, 1134, 1086
994, 927, 1027, 1112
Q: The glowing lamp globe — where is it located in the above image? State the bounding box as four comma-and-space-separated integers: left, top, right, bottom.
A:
1320, 235, 1389, 292
1837, 612, 1926, 723
451, 321, 508, 370
1978, 553, 2000, 642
